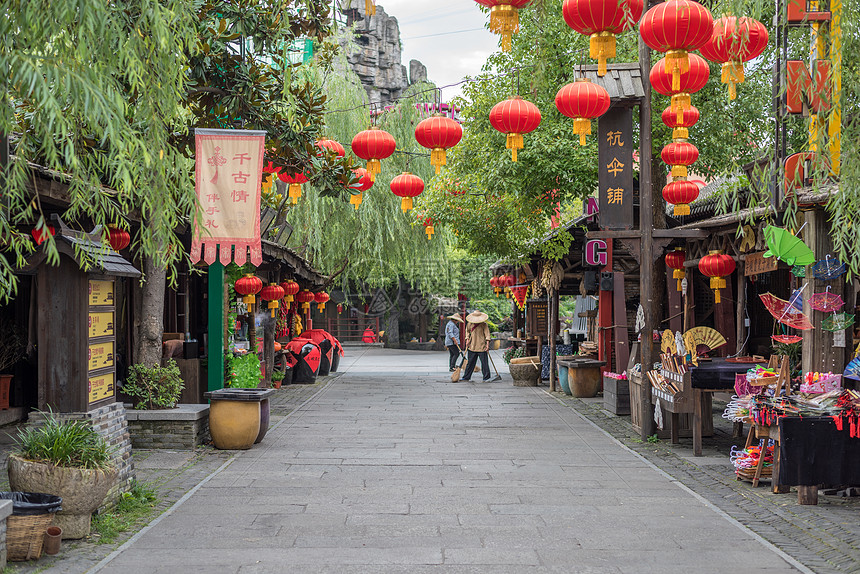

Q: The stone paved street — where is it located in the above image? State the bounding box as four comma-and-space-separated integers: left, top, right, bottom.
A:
90, 348, 803, 574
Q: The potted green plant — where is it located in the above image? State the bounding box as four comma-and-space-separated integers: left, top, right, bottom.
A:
8, 412, 117, 539
123, 360, 184, 410
270, 369, 285, 389
228, 353, 264, 388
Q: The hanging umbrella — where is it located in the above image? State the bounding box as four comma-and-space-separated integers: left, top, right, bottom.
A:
763, 225, 816, 266
759, 292, 815, 330
844, 357, 860, 381
789, 288, 805, 312
812, 255, 848, 280
808, 289, 845, 313
822, 313, 854, 332
791, 265, 806, 278
771, 334, 802, 344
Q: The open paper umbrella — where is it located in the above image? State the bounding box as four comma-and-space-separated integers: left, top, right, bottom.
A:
844, 357, 860, 381
808, 289, 844, 313
771, 334, 803, 344
759, 292, 815, 330
821, 313, 854, 332
812, 256, 848, 280
791, 265, 806, 278
763, 225, 815, 266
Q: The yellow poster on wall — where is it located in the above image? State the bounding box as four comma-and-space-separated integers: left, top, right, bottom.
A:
88, 372, 115, 404
88, 280, 114, 307
88, 312, 114, 338
88, 342, 114, 371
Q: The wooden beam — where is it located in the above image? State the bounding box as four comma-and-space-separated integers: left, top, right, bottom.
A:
586, 229, 708, 239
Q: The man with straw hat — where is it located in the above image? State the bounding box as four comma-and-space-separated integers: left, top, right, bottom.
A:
461, 310, 491, 382
444, 313, 463, 371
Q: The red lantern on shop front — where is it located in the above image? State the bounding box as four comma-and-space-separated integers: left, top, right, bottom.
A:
260, 283, 285, 318
349, 167, 374, 210
474, 0, 534, 52
106, 226, 130, 251
314, 291, 329, 313
317, 138, 346, 158
661, 141, 700, 178
665, 248, 687, 292
502, 273, 516, 298
31, 225, 55, 246
562, 0, 644, 76
490, 276, 500, 296
699, 16, 769, 100
650, 53, 710, 124
662, 180, 700, 216
699, 251, 736, 304
280, 280, 300, 309
489, 96, 541, 162
279, 172, 309, 204
661, 104, 700, 141
390, 173, 425, 213
414, 115, 463, 174
296, 289, 315, 312
555, 79, 611, 146
640, 0, 714, 91
351, 127, 396, 182
235, 274, 263, 310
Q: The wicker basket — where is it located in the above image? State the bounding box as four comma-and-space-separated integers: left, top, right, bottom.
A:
736, 466, 772, 482
6, 513, 54, 561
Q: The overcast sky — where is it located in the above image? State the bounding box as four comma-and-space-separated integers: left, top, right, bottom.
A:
377, 0, 499, 101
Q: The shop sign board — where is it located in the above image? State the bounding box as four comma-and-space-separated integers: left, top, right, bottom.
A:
745, 252, 779, 276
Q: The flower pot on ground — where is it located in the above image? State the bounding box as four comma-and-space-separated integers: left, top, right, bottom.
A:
9, 414, 117, 539
271, 370, 285, 389
123, 359, 184, 410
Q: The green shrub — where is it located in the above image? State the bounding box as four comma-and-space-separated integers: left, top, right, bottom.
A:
124, 360, 184, 410
228, 353, 263, 388
271, 369, 285, 382
15, 411, 114, 470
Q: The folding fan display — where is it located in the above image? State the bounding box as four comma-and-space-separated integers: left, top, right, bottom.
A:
660, 329, 676, 354
844, 357, 860, 381
821, 313, 855, 332
759, 293, 815, 330
812, 256, 848, 280
683, 326, 727, 352
771, 334, 803, 344
808, 289, 845, 313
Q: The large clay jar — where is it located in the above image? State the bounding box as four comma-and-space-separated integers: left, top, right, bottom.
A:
208, 399, 261, 450
7, 454, 117, 539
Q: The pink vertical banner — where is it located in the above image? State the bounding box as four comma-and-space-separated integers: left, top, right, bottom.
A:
190, 128, 266, 266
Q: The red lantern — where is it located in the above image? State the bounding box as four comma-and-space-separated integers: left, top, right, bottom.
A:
489, 96, 542, 162
260, 283, 285, 317
640, 0, 714, 91
414, 115, 463, 174
650, 53, 710, 124
31, 225, 55, 246
317, 138, 345, 158
662, 180, 700, 216
474, 0, 534, 52
700, 16, 768, 100
502, 273, 516, 298
555, 79, 611, 146
262, 161, 282, 175
664, 248, 686, 292
106, 226, 130, 251
698, 251, 736, 304
562, 0, 644, 76
390, 173, 425, 212
490, 275, 500, 296
279, 172, 309, 204
235, 274, 263, 309
351, 127, 396, 182
280, 280, 300, 309
349, 167, 374, 210
661, 142, 699, 178
420, 216, 435, 240
314, 291, 330, 313
296, 289, 315, 311
661, 104, 700, 140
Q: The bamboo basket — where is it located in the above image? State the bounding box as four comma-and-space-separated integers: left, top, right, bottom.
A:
6, 513, 54, 561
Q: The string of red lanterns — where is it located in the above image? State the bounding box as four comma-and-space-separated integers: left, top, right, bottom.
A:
349, 167, 374, 210
562, 0, 644, 76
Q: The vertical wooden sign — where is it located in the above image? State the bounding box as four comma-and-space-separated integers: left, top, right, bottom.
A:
598, 107, 634, 230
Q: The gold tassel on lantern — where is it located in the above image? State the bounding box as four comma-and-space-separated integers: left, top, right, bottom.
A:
431, 148, 446, 173
366, 159, 381, 181
262, 174, 274, 195
400, 197, 413, 212
506, 132, 523, 161
489, 3, 518, 52
317, 302, 325, 313
268, 300, 278, 318
350, 193, 363, 210
710, 276, 726, 304
671, 93, 692, 124
665, 50, 690, 92
671, 164, 688, 178
573, 118, 591, 146
589, 32, 616, 77
425, 225, 434, 239
365, 0, 376, 15
721, 61, 745, 100
288, 183, 302, 204
673, 203, 691, 216
673, 269, 685, 292
673, 127, 689, 140
242, 294, 256, 308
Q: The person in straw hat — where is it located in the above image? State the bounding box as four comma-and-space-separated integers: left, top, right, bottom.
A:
461, 310, 491, 381
444, 313, 463, 371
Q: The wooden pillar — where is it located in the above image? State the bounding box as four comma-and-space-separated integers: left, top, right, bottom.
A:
798, 485, 819, 505
549, 289, 559, 392
736, 264, 746, 355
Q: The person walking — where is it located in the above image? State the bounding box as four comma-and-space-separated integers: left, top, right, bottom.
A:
461, 310, 491, 382
444, 314, 463, 371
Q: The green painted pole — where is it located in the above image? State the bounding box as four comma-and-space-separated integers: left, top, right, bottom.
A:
208, 261, 225, 392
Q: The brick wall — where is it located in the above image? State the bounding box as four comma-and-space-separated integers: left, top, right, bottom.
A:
126, 417, 209, 450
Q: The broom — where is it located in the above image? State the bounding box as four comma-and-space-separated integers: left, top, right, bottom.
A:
450, 344, 466, 382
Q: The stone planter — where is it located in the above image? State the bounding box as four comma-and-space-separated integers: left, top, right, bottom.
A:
125, 404, 209, 449
204, 389, 274, 450
7, 454, 117, 539
509, 356, 541, 387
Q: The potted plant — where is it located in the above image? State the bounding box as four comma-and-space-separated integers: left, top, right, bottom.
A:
227, 353, 264, 388
0, 318, 26, 409
270, 369, 285, 389
8, 411, 117, 539
123, 359, 184, 410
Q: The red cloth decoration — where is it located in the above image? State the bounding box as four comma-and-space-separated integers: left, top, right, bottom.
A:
31, 225, 55, 246
351, 127, 396, 182
555, 79, 611, 146
699, 251, 736, 304
699, 16, 769, 100
510, 284, 529, 310
562, 0, 644, 75
390, 172, 425, 212
489, 96, 542, 162
414, 115, 463, 174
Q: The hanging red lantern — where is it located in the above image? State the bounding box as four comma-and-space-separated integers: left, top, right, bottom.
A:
351, 127, 396, 182
661, 104, 700, 140
314, 291, 330, 313
280, 280, 300, 309
279, 172, 309, 204
661, 141, 700, 178
555, 79, 611, 146
390, 172, 425, 212
490, 276, 500, 296
640, 0, 714, 91
420, 216, 435, 240
260, 283, 285, 318
699, 16, 769, 100
662, 180, 700, 216
562, 0, 644, 76
474, 0, 534, 52
503, 274, 516, 298
235, 274, 263, 309
698, 251, 736, 304
489, 96, 541, 162
664, 248, 687, 292
337, 303, 343, 314
349, 167, 374, 210
317, 138, 346, 158
106, 226, 130, 251
650, 53, 710, 124
31, 225, 55, 246
296, 289, 315, 312
262, 161, 282, 175
414, 115, 463, 174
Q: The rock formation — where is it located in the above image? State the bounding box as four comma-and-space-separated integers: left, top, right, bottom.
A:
340, 0, 430, 106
